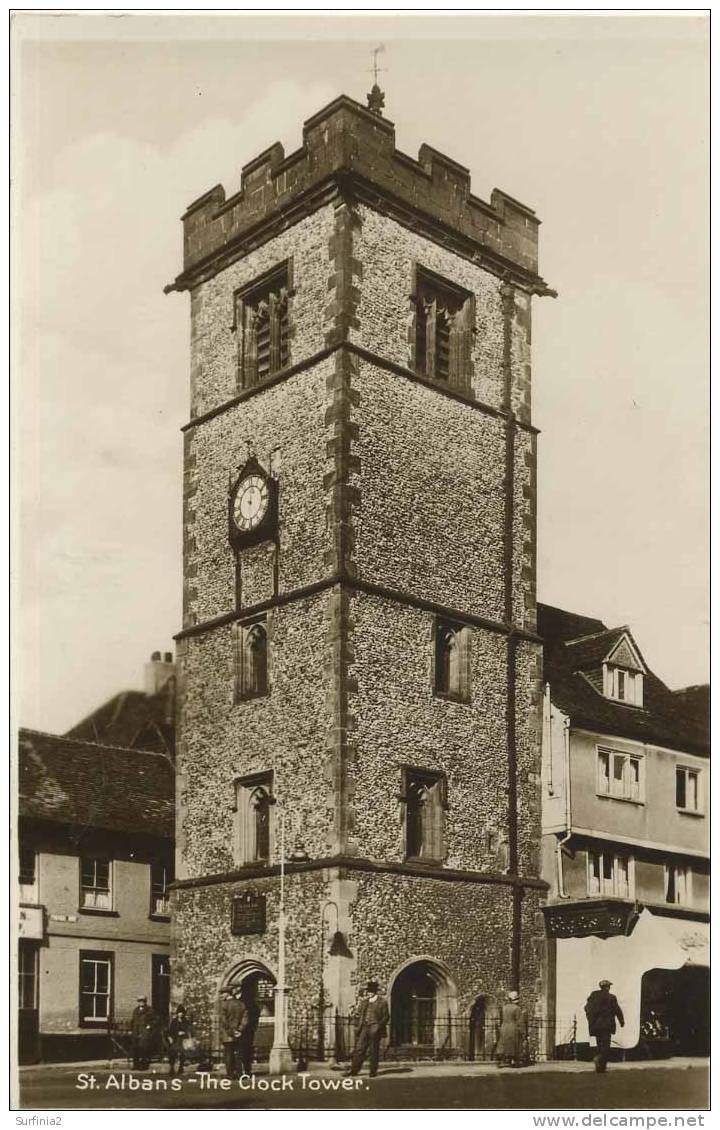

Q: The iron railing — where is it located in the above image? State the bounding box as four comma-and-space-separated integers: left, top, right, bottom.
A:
106, 1012, 580, 1069
288, 1010, 578, 1066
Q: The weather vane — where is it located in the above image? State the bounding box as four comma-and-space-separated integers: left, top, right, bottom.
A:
367, 45, 386, 116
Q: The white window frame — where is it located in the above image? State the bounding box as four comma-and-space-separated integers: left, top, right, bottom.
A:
665, 863, 692, 905
19, 845, 39, 905
596, 746, 644, 803
79, 953, 113, 1024
603, 664, 643, 707
675, 765, 703, 814
79, 857, 113, 911
587, 849, 635, 899
150, 860, 172, 917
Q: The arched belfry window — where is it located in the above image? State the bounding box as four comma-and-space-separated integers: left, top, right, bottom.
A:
235, 617, 269, 702
434, 619, 471, 703
412, 265, 474, 392
235, 772, 274, 865
234, 261, 292, 390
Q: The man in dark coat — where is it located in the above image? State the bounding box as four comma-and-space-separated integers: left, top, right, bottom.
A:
585, 980, 625, 1073
347, 979, 389, 1078
130, 996, 159, 1070
237, 994, 260, 1077
220, 987, 247, 1077
166, 1004, 192, 1076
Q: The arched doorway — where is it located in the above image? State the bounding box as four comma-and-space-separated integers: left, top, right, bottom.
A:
223, 961, 276, 1062
389, 959, 457, 1055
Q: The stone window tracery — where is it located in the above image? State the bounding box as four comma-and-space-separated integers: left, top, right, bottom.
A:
234, 772, 274, 865
411, 266, 474, 391
434, 619, 471, 703
234, 262, 291, 389
401, 767, 446, 862
235, 617, 269, 701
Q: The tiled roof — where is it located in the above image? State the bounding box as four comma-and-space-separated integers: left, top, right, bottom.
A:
538, 604, 709, 757
19, 729, 175, 838
672, 685, 710, 746
66, 683, 176, 758
535, 604, 607, 643
563, 627, 629, 670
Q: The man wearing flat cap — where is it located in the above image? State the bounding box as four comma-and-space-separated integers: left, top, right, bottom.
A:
584, 980, 624, 1073
347, 979, 389, 1078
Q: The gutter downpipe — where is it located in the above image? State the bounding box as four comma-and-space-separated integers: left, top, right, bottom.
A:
556, 715, 572, 899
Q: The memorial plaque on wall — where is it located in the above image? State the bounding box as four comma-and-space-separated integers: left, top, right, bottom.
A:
231, 892, 266, 935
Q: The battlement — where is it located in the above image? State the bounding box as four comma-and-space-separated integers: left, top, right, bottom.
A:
175, 95, 542, 288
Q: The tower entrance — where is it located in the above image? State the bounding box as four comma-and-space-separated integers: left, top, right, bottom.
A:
389, 959, 456, 1054
223, 961, 276, 1061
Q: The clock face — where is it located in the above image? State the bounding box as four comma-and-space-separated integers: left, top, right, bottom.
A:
233, 474, 270, 532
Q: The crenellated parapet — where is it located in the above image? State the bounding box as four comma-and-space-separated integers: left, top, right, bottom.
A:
172, 95, 543, 291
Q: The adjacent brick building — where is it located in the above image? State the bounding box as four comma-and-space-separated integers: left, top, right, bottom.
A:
166, 92, 554, 1059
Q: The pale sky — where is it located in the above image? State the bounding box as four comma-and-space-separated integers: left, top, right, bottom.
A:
15, 13, 709, 734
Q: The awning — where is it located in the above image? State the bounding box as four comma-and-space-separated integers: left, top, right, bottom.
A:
652, 916, 709, 967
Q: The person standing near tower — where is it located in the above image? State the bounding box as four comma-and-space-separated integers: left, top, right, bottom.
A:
130, 995, 159, 1070
585, 979, 625, 1073
495, 990, 528, 1068
347, 980, 389, 1078
220, 986, 247, 1077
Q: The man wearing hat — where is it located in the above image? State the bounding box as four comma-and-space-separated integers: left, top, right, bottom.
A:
347, 979, 389, 1078
220, 985, 248, 1077
130, 995, 159, 1070
584, 980, 625, 1073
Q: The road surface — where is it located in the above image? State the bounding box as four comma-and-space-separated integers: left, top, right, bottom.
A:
18, 1062, 709, 1111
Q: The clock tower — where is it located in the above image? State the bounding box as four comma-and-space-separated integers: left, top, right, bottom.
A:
167, 92, 553, 1061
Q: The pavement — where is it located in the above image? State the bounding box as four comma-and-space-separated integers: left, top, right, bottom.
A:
16, 1057, 710, 1111
18, 1055, 707, 1076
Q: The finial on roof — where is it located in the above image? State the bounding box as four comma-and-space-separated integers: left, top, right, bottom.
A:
367, 84, 385, 116
367, 45, 386, 116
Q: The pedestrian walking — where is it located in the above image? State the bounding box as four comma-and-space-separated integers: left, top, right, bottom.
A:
130, 996, 159, 1070
495, 990, 528, 1068
166, 1004, 193, 1076
585, 979, 625, 1073
220, 986, 248, 1077
347, 979, 389, 1078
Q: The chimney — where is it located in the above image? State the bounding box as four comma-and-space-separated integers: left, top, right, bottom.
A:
144, 650, 176, 697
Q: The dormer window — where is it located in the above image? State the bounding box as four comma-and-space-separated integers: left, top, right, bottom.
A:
604, 664, 643, 707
